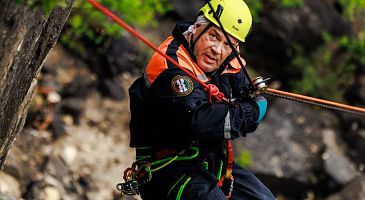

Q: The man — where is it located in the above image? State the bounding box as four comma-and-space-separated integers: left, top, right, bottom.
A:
127, 0, 275, 199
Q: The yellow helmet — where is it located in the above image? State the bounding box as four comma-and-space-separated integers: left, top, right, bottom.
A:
199, 0, 252, 42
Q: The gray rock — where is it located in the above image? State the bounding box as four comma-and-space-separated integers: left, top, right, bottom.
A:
45, 155, 70, 181
322, 148, 358, 185
0, 172, 21, 199
234, 97, 341, 198
23, 176, 64, 200
342, 127, 365, 169
235, 98, 324, 182
326, 175, 365, 200
40, 186, 61, 200
59, 145, 78, 166
321, 128, 359, 185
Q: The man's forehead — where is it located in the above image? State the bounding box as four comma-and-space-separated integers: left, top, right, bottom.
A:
208, 26, 239, 43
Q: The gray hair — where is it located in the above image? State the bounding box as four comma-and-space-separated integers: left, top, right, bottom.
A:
183, 15, 210, 36
195, 15, 210, 25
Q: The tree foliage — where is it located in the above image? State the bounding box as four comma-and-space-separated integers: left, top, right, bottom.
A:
290, 2, 365, 101
18, 0, 172, 54
67, 0, 171, 40
61, 0, 172, 53
244, 0, 304, 21
16, 0, 67, 15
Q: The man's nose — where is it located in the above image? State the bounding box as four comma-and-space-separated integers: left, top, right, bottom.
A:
211, 42, 223, 54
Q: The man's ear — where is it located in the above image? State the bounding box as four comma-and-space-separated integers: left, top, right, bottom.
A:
192, 23, 201, 34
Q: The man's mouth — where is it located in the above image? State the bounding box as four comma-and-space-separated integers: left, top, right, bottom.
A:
204, 54, 217, 64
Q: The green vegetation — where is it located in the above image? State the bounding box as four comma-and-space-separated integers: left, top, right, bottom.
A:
62, 0, 172, 54
279, 0, 304, 9
290, 2, 365, 101
18, 0, 172, 55
237, 150, 252, 167
290, 40, 356, 100
339, 0, 365, 20
16, 0, 66, 15
339, 32, 365, 68
245, 0, 304, 21
245, 0, 263, 21
66, 0, 171, 41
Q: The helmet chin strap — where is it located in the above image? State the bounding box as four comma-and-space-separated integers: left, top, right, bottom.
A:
189, 22, 213, 53
205, 1, 255, 96
189, 22, 235, 79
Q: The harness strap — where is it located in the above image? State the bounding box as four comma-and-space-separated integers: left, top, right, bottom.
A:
155, 148, 176, 159
136, 146, 199, 172
190, 23, 213, 52
217, 140, 235, 199
225, 140, 234, 178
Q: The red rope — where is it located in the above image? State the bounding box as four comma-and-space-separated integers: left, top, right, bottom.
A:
217, 140, 235, 199
206, 84, 225, 104
86, 0, 228, 104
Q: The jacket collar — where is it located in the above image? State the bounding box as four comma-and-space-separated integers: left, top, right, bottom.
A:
171, 21, 197, 62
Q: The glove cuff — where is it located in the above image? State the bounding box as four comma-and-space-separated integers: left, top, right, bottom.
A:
255, 98, 267, 122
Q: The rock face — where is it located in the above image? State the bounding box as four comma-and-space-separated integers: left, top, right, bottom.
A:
234, 97, 363, 199
3, 45, 139, 200
235, 98, 322, 198
0, 0, 74, 169
326, 175, 365, 200
0, 172, 21, 199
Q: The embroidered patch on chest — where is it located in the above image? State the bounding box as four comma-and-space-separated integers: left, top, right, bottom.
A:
171, 75, 194, 96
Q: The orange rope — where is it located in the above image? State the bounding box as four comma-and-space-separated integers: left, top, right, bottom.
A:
266, 88, 365, 114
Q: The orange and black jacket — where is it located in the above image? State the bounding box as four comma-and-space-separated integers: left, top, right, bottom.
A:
129, 21, 259, 149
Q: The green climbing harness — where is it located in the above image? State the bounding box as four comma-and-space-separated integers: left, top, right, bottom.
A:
116, 146, 199, 196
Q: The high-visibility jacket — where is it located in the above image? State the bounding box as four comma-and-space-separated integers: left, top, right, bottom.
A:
129, 21, 258, 149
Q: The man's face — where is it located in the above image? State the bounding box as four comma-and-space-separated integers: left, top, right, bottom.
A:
193, 24, 239, 72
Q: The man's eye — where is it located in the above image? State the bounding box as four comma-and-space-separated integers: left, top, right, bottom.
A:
209, 34, 217, 40
224, 43, 231, 50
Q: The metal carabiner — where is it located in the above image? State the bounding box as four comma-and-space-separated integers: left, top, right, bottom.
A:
116, 180, 140, 195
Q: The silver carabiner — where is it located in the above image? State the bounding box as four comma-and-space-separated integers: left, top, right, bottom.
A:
116, 180, 140, 195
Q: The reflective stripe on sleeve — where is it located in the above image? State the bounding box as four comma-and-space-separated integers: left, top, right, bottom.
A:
224, 111, 231, 139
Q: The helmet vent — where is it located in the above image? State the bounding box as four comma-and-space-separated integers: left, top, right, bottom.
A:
215, 4, 224, 19
238, 19, 242, 24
